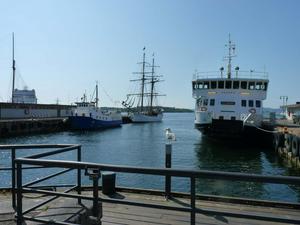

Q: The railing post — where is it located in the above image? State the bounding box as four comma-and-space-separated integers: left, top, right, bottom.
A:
16, 162, 23, 225
85, 168, 102, 224
190, 177, 195, 225
165, 143, 172, 199
11, 147, 16, 209
77, 145, 82, 204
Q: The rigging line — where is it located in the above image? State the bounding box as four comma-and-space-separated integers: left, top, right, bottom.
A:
99, 84, 120, 104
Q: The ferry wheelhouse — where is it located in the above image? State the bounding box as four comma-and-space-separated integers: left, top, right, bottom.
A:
192, 38, 269, 138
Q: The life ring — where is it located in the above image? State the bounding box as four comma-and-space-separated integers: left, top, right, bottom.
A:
273, 133, 284, 151
200, 107, 207, 112
291, 135, 299, 156
249, 108, 256, 114
285, 133, 293, 152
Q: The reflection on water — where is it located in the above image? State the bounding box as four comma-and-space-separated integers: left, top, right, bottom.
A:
194, 136, 298, 202
0, 113, 300, 202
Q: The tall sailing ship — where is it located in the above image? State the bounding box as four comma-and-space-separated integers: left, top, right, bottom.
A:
192, 36, 269, 138
123, 49, 164, 123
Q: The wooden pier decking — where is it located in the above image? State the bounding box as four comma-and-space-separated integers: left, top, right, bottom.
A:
14, 190, 300, 225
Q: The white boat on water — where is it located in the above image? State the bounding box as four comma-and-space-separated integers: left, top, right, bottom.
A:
192, 36, 269, 138
122, 48, 164, 123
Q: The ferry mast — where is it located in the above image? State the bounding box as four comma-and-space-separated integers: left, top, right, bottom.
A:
224, 34, 236, 79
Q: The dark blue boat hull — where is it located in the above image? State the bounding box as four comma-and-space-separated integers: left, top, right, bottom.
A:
68, 116, 122, 130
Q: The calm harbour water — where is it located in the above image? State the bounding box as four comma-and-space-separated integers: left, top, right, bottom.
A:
1, 112, 300, 202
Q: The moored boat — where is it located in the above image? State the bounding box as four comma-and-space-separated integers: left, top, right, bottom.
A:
192, 36, 269, 138
69, 83, 122, 130
122, 48, 164, 123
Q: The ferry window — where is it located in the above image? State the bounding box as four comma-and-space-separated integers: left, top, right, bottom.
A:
225, 81, 232, 89
256, 82, 262, 90
249, 100, 254, 107
218, 81, 224, 89
221, 101, 235, 105
203, 81, 209, 89
233, 81, 239, 89
256, 100, 261, 108
210, 99, 215, 106
248, 82, 255, 90
219, 116, 224, 120
192, 83, 196, 90
241, 100, 246, 107
264, 82, 268, 91
211, 81, 217, 89
199, 82, 204, 89
231, 116, 236, 120
203, 99, 208, 106
241, 81, 247, 89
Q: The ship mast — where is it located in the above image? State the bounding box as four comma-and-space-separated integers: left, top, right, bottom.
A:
140, 48, 146, 112
150, 55, 155, 112
12, 32, 16, 103
95, 81, 99, 108
225, 34, 236, 79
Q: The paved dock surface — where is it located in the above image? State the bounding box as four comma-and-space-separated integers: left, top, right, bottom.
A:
2, 190, 300, 225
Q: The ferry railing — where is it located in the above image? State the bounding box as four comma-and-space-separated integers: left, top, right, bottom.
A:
0, 144, 81, 209
14, 155, 300, 225
193, 70, 269, 80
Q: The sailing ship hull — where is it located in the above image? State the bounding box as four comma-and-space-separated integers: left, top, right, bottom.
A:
68, 116, 122, 130
130, 112, 163, 123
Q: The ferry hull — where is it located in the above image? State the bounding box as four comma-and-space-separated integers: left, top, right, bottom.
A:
68, 116, 122, 130
195, 119, 243, 138
195, 119, 272, 145
130, 113, 163, 123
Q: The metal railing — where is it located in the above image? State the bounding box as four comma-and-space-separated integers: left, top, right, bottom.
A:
0, 144, 81, 209
193, 70, 269, 80
11, 144, 300, 225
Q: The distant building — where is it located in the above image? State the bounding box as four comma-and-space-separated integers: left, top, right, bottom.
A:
282, 102, 300, 121
12, 88, 37, 104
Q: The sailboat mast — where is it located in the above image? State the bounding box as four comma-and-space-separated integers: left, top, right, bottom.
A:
12, 32, 16, 103
150, 55, 155, 112
140, 49, 146, 112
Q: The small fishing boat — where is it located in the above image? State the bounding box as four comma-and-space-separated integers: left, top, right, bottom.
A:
69, 83, 122, 130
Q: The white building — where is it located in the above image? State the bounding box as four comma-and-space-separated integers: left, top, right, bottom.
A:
12, 88, 37, 104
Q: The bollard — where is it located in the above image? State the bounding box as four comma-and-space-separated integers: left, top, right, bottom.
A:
85, 168, 102, 224
165, 143, 172, 199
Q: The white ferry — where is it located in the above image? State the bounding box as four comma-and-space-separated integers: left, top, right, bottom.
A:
192, 37, 269, 138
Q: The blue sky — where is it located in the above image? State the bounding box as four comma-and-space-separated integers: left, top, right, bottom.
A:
0, 0, 299, 109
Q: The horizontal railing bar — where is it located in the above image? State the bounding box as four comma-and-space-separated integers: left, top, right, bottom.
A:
23, 187, 191, 213
22, 215, 78, 225
16, 158, 300, 185
23, 168, 73, 187
194, 207, 300, 224
22, 186, 76, 215
0, 166, 46, 171
0, 144, 76, 150
25, 146, 80, 159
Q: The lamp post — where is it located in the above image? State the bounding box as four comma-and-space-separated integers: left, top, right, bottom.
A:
280, 96, 288, 116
